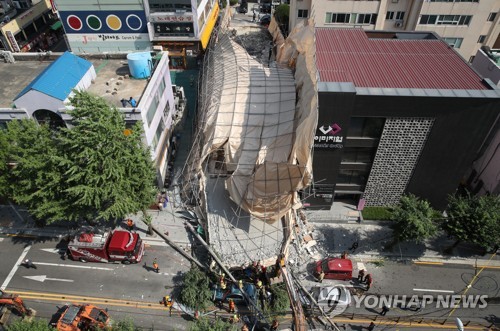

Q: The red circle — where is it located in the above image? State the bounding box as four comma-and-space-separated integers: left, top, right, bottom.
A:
68, 15, 82, 30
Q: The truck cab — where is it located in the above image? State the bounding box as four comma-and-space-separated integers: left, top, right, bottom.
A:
55, 304, 111, 331
67, 228, 144, 264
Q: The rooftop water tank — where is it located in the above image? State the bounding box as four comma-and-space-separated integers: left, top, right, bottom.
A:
127, 52, 152, 79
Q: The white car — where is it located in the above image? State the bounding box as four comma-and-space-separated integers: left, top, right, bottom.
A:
312, 285, 352, 316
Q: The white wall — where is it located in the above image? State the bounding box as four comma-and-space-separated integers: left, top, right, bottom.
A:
138, 52, 175, 162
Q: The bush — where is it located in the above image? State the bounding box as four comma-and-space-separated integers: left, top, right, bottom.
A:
229, 0, 238, 6
362, 206, 393, 220
6, 319, 54, 331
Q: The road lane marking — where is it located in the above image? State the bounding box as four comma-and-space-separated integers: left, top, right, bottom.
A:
40, 248, 65, 254
23, 275, 74, 283
414, 261, 444, 265
33, 262, 113, 271
413, 288, 454, 293
9, 290, 166, 311
1, 244, 31, 290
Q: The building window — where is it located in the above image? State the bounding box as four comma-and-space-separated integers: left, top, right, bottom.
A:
477, 35, 487, 43
487, 12, 496, 22
337, 169, 370, 186
443, 37, 463, 48
388, 11, 405, 20
325, 13, 351, 24
419, 15, 471, 25
151, 120, 165, 151
469, 56, 475, 63
357, 13, 377, 24
158, 78, 166, 96
147, 96, 159, 127
298, 9, 308, 18
341, 147, 377, 163
348, 117, 385, 138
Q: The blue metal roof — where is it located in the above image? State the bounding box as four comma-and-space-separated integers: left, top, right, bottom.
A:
15, 52, 92, 101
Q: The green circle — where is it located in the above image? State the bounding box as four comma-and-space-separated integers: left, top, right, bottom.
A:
87, 15, 101, 30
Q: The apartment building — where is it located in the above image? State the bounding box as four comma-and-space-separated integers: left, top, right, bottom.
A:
289, 0, 500, 61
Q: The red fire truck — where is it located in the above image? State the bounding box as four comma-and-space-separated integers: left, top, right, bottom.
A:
67, 228, 144, 264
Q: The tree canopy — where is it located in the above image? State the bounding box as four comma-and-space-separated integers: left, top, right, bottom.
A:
189, 317, 237, 331
4, 91, 156, 224
390, 194, 438, 243
179, 266, 213, 311
0, 128, 11, 198
443, 193, 500, 251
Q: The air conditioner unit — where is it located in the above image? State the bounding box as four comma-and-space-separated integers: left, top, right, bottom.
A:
186, 50, 193, 56
395, 21, 404, 28
153, 45, 163, 51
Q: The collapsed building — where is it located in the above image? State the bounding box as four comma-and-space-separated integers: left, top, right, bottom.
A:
181, 8, 319, 267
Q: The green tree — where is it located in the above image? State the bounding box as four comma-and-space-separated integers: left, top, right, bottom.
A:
112, 318, 141, 331
443, 194, 500, 252
274, 4, 289, 23
6, 318, 54, 331
390, 194, 438, 244
268, 283, 290, 314
189, 317, 237, 331
6, 119, 65, 222
55, 91, 156, 223
7, 91, 156, 225
179, 266, 213, 311
0, 128, 11, 198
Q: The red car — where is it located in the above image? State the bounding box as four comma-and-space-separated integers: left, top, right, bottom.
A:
315, 258, 353, 281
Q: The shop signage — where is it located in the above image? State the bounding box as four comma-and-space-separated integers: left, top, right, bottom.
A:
68, 33, 149, 44
6, 31, 20, 52
150, 13, 193, 23
314, 122, 344, 149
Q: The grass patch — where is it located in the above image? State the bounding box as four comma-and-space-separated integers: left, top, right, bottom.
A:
362, 206, 393, 220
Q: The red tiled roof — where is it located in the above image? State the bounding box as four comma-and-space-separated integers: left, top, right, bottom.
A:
315, 28, 487, 90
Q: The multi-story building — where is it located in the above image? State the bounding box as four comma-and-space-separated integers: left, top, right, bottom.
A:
289, 0, 500, 61
53, 0, 220, 57
0, 51, 182, 187
304, 28, 500, 210
0, 0, 62, 52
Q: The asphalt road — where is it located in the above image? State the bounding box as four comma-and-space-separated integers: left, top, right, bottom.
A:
0, 234, 192, 330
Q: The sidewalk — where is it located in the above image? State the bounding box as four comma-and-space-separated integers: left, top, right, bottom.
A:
302, 209, 500, 268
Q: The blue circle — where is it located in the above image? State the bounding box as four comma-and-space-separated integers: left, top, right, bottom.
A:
126, 14, 142, 31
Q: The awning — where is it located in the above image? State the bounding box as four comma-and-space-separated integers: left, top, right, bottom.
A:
50, 21, 62, 30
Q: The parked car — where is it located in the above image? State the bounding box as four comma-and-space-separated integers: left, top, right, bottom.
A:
212, 283, 257, 304
260, 14, 271, 26
315, 258, 353, 281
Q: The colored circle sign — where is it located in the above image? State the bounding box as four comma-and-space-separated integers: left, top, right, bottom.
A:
106, 15, 122, 31
126, 14, 142, 31
67, 15, 82, 31
87, 15, 102, 31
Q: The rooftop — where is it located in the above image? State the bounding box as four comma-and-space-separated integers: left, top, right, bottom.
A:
0, 55, 152, 110
315, 28, 488, 90
0, 61, 50, 108
86, 59, 149, 109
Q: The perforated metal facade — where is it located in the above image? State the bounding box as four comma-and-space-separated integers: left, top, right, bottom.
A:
363, 117, 435, 206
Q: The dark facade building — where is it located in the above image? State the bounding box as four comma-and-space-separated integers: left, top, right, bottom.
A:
304, 28, 500, 210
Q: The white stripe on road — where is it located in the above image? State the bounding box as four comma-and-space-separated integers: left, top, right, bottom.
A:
33, 262, 113, 271
143, 240, 168, 247
1, 245, 31, 290
413, 288, 455, 293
